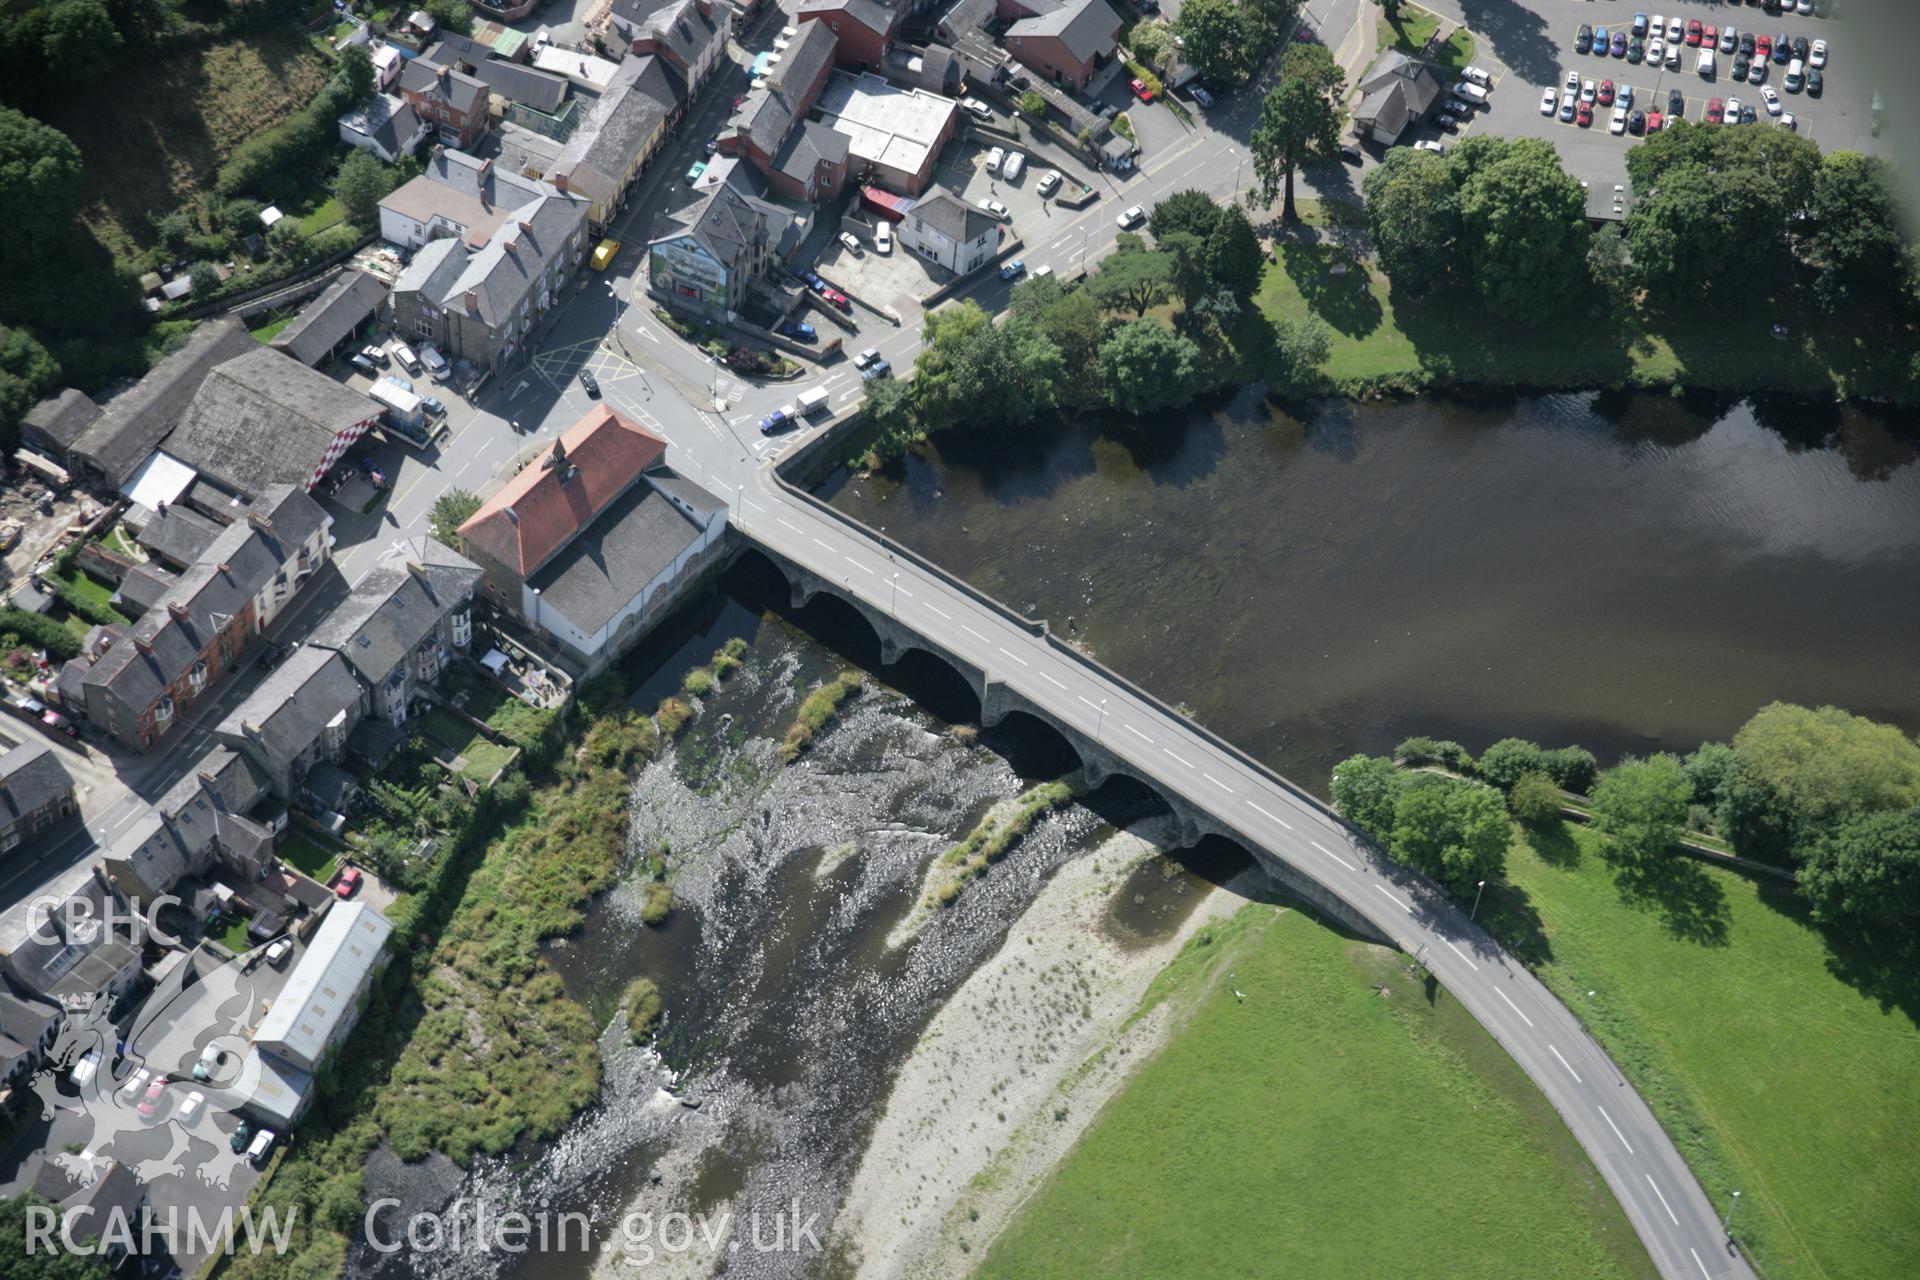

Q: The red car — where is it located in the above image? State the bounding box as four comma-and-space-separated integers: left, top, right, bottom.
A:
335, 867, 362, 899
1685, 19, 1703, 45
1597, 79, 1616, 105
41, 708, 77, 738
1754, 34, 1771, 59
136, 1078, 168, 1118
822, 287, 851, 311
1703, 24, 1718, 46
1645, 109, 1664, 132
1576, 101, 1594, 127
1706, 97, 1725, 123
1129, 77, 1153, 103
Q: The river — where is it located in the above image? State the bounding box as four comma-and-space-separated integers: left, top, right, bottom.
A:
820, 390, 1920, 789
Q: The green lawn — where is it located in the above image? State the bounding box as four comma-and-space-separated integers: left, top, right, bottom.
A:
976, 906, 1660, 1280
1377, 3, 1473, 71
94, 524, 145, 561
297, 197, 346, 237
47, 567, 119, 611
1251, 246, 1905, 398
277, 829, 342, 883
249, 310, 294, 343
422, 708, 517, 783
212, 914, 254, 954
1481, 823, 1920, 1280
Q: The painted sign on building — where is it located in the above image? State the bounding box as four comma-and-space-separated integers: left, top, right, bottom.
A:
650, 237, 729, 311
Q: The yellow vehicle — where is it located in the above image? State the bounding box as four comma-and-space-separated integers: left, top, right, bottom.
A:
591, 238, 621, 272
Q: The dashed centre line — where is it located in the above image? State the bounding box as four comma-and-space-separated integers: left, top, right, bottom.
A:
961, 624, 990, 642
1165, 748, 1195, 769
1124, 724, 1153, 744
1549, 1044, 1583, 1084
1202, 772, 1235, 794
1496, 988, 1534, 1027
1645, 1174, 1680, 1227
1598, 1105, 1634, 1154
1373, 884, 1412, 913
1247, 800, 1291, 830
997, 646, 1030, 668
1311, 840, 1356, 871
1442, 938, 1479, 971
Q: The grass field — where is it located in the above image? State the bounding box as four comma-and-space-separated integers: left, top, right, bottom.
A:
1252, 243, 1906, 398
976, 906, 1660, 1280
1378, 4, 1475, 72
40, 26, 332, 261
212, 914, 254, 954
1482, 824, 1920, 1280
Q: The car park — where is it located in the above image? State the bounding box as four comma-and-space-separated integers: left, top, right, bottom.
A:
874, 221, 892, 254
1413, 139, 1447, 155
1669, 88, 1686, 116
1628, 109, 1646, 134
1646, 109, 1664, 131
335, 867, 361, 899
1129, 77, 1153, 102
1610, 105, 1628, 133
137, 1079, 169, 1118
1597, 79, 1615, 106
1462, 66, 1492, 87
1720, 27, 1737, 53
1581, 78, 1597, 103
1559, 90, 1577, 121
1577, 100, 1594, 127
1647, 37, 1665, 65
838, 231, 863, 256
1809, 39, 1826, 68
1118, 205, 1145, 228
1576, 23, 1593, 53
999, 258, 1026, 281
777, 320, 817, 342
978, 197, 1010, 220
266, 938, 293, 966
1685, 18, 1702, 45
1036, 169, 1062, 197
1540, 88, 1558, 115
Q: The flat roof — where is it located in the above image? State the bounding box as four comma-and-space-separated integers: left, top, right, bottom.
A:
816, 71, 957, 179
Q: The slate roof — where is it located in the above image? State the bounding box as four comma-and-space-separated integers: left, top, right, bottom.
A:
388, 165, 589, 331
612, 0, 731, 69
70, 320, 259, 487
936, 0, 996, 40
909, 185, 998, 242
270, 269, 390, 367
660, 180, 791, 274
797, 0, 898, 37
1354, 50, 1445, 136
7, 876, 130, 998
734, 18, 839, 158
57, 1161, 144, 1235
528, 479, 706, 635
551, 55, 674, 209
0, 988, 58, 1050
111, 562, 179, 618
19, 388, 102, 454
399, 58, 489, 120
137, 504, 221, 566
459, 406, 666, 578
0, 741, 74, 825
773, 119, 850, 184
380, 149, 550, 249
339, 94, 426, 160
217, 647, 364, 777
111, 746, 271, 887
1006, 0, 1119, 62
305, 543, 480, 686
80, 486, 328, 715
421, 31, 494, 70
644, 465, 726, 517
163, 347, 378, 498
473, 59, 570, 113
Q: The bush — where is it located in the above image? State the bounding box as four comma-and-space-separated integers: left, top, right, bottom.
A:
47, 574, 124, 627
1541, 745, 1598, 795
779, 670, 865, 762
639, 881, 673, 926
623, 978, 663, 1042
0, 608, 81, 660
1508, 771, 1564, 825
1395, 736, 1470, 770
1476, 737, 1546, 789
682, 667, 714, 698
722, 637, 748, 660
711, 652, 740, 679
1018, 90, 1048, 120
655, 697, 692, 739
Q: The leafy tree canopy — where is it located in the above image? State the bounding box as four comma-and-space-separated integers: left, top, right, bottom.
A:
1098, 317, 1201, 416
1251, 44, 1346, 222
1590, 753, 1692, 865
1390, 777, 1509, 889
1363, 147, 1459, 295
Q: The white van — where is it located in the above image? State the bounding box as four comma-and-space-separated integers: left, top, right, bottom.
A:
984, 146, 1006, 175
1784, 58, 1804, 91
246, 1129, 277, 1165
391, 342, 423, 375
797, 386, 830, 416
1696, 48, 1716, 78
1003, 151, 1027, 181
1460, 66, 1492, 88
1450, 81, 1488, 106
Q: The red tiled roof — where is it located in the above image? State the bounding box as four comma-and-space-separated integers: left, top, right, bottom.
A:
458, 405, 667, 577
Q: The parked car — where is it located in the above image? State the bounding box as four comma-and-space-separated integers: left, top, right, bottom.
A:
40, 707, 76, 738
1036, 169, 1062, 197
360, 344, 390, 368
1666, 15, 1683, 41
1648, 37, 1665, 64
1646, 108, 1665, 132
266, 938, 293, 966
118, 1068, 151, 1102
1703, 25, 1718, 47
1809, 38, 1826, 68
1442, 97, 1472, 118
998, 258, 1026, 281
1190, 85, 1214, 109
71, 1052, 99, 1087
962, 97, 993, 121
391, 343, 422, 374
1754, 33, 1772, 59
419, 394, 447, 417
1451, 81, 1488, 106
1340, 142, 1364, 164
1631, 11, 1648, 35
1734, 54, 1752, 80
874, 221, 892, 254
1763, 85, 1783, 113
335, 867, 362, 899
177, 1090, 206, 1124
1412, 139, 1446, 155
1720, 26, 1737, 53
1461, 65, 1492, 87
193, 1043, 224, 1082
1598, 78, 1616, 105
1575, 23, 1593, 54
984, 146, 1006, 175
1669, 88, 1686, 116
1611, 30, 1627, 56
838, 231, 863, 257
246, 1129, 276, 1165
580, 370, 599, 398
1610, 105, 1629, 133
1002, 151, 1026, 181
1773, 33, 1792, 64
1577, 100, 1594, 126
350, 354, 379, 377
1628, 38, 1644, 63
1740, 30, 1756, 56
1725, 95, 1743, 122
855, 347, 881, 369
1707, 96, 1725, 122
1779, 112, 1796, 131
137, 1078, 169, 1118
1806, 68, 1822, 95
978, 197, 1010, 220
1129, 77, 1153, 103
229, 1120, 251, 1154
821, 286, 851, 311
859, 359, 891, 383
1559, 90, 1577, 121
1540, 87, 1558, 115
777, 320, 817, 342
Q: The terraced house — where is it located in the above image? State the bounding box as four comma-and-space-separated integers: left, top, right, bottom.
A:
611, 0, 734, 95
61, 486, 332, 751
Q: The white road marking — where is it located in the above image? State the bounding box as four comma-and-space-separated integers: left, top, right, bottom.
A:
1645, 1174, 1679, 1226
1549, 1044, 1583, 1084
924, 603, 951, 620
1123, 724, 1153, 744
1038, 670, 1066, 689
1442, 938, 1479, 971
812, 537, 832, 550
1496, 988, 1534, 1027
1597, 1105, 1633, 1154
1164, 748, 1195, 769
1373, 884, 1413, 913
1690, 1247, 1712, 1280
894, 584, 913, 599
845, 557, 874, 574
1247, 800, 1291, 830
1202, 772, 1235, 794
997, 646, 1030, 667
961, 624, 990, 642
1076, 696, 1102, 712
1310, 840, 1355, 870
777, 517, 804, 534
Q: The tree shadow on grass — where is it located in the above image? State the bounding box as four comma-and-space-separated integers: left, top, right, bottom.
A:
1277, 243, 1383, 339
1606, 850, 1731, 948
1524, 820, 1582, 869
1754, 878, 1920, 1031
1388, 282, 1638, 389
1477, 881, 1554, 970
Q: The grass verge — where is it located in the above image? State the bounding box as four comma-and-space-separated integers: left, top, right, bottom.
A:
977, 905, 1661, 1278
1482, 822, 1920, 1280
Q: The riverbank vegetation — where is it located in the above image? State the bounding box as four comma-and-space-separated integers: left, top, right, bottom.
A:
931, 779, 1077, 906
779, 668, 866, 761
977, 905, 1661, 1279
224, 661, 710, 1280
623, 977, 663, 1043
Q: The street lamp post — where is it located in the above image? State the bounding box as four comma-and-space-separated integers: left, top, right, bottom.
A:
890, 571, 900, 617
1096, 697, 1108, 744
1722, 1190, 1741, 1237
1470, 879, 1487, 922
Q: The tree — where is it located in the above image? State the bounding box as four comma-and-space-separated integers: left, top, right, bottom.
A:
334, 150, 394, 229
1098, 317, 1201, 415
1250, 45, 1347, 222
1541, 746, 1598, 795
1155, 229, 1212, 314
861, 373, 919, 453
1390, 778, 1509, 889
1203, 203, 1263, 299
1586, 222, 1633, 311
337, 42, 376, 102
1129, 19, 1174, 73
1086, 241, 1176, 317
1806, 151, 1915, 315
0, 1194, 112, 1279
1476, 738, 1545, 789
1508, 771, 1564, 825
1331, 753, 1405, 843
1731, 703, 1920, 848
1626, 123, 1822, 290
1031, 285, 1106, 397
423, 0, 475, 38
1266, 312, 1332, 394
1623, 161, 1719, 291
0, 107, 83, 253
913, 301, 1063, 431
1174, 0, 1253, 86
1454, 138, 1589, 319
1797, 805, 1920, 931
429, 489, 482, 546
1363, 147, 1459, 295
42, 0, 121, 79
187, 261, 221, 298
0, 324, 58, 444
1589, 754, 1692, 865
1149, 189, 1224, 242
1681, 741, 1738, 806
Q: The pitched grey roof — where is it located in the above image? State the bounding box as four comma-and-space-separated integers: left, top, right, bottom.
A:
70, 320, 259, 487
82, 486, 328, 713
390, 184, 589, 330
136, 503, 220, 567
19, 387, 102, 453
270, 270, 390, 367
131, 745, 270, 871
773, 119, 849, 183
217, 646, 364, 774
305, 546, 480, 687
660, 181, 791, 272
0, 741, 73, 824
6, 876, 129, 998
552, 55, 674, 206
111, 562, 179, 618
0, 988, 58, 1049
421, 32, 494, 70
909, 185, 997, 242
1006, 0, 1119, 62
339, 94, 425, 159
164, 347, 378, 498
797, 0, 897, 37
399, 58, 489, 119
1355, 49, 1445, 130
58, 1161, 144, 1233
936, 0, 996, 40
734, 18, 838, 159
528, 479, 705, 635
646, 466, 727, 517
473, 59, 570, 113
612, 0, 730, 70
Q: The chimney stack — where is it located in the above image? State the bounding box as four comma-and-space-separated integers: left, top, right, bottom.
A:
517, 219, 533, 234
247, 510, 273, 534
133, 635, 152, 655
464, 289, 480, 310
217, 562, 231, 576
406, 561, 430, 582
167, 602, 188, 622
